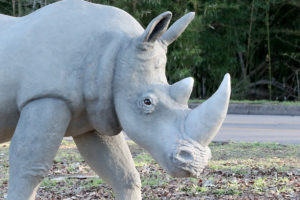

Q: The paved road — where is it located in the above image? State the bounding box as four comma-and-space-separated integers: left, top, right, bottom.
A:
214, 114, 300, 144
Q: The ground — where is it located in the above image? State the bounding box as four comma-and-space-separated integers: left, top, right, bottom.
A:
0, 140, 299, 199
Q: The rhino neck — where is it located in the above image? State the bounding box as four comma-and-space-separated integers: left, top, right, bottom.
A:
84, 33, 129, 136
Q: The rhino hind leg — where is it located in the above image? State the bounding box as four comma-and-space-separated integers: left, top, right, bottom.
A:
7, 98, 71, 200
73, 131, 142, 200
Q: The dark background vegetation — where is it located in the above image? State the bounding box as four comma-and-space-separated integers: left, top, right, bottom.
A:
1, 0, 299, 101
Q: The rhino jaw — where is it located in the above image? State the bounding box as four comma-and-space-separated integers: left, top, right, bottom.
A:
185, 74, 231, 146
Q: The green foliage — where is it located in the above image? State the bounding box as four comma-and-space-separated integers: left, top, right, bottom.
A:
0, 0, 12, 15
1, 0, 299, 100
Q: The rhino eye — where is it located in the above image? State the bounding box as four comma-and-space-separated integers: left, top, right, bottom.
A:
137, 95, 157, 114
144, 98, 152, 105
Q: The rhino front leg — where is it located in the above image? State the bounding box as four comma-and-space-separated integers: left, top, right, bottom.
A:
7, 98, 71, 200
73, 131, 141, 200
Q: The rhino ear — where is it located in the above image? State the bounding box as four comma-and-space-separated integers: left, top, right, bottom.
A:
141, 11, 172, 43
161, 12, 195, 46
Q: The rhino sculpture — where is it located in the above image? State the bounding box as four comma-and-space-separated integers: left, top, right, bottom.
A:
0, 0, 231, 199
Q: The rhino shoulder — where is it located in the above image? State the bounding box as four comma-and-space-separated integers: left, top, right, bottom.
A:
0, 14, 17, 33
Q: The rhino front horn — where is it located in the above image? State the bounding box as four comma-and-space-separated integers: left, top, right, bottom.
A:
185, 74, 231, 146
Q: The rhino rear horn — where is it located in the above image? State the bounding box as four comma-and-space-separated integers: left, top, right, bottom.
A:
141, 11, 172, 43
170, 77, 194, 105
161, 12, 195, 46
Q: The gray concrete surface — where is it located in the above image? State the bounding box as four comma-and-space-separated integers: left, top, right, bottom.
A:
189, 103, 300, 116
214, 114, 300, 144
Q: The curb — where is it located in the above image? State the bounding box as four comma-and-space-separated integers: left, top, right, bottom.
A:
188, 103, 300, 116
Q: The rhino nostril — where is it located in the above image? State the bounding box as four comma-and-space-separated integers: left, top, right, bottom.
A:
178, 150, 194, 162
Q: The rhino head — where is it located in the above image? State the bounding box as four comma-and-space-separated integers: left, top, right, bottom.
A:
113, 12, 231, 177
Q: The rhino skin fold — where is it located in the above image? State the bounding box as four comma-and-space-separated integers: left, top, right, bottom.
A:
0, 0, 231, 199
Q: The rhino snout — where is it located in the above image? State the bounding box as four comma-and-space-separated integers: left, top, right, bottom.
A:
170, 139, 211, 178
176, 148, 194, 163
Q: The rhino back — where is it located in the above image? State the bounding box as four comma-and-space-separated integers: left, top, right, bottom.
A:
0, 14, 17, 32
0, 0, 143, 112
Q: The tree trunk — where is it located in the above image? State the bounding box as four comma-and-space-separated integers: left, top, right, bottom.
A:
12, 0, 16, 16
266, 1, 272, 100
246, 0, 255, 72
238, 52, 246, 80
132, 0, 137, 15
17, 0, 22, 17
32, 0, 37, 10
296, 71, 300, 100
202, 77, 206, 98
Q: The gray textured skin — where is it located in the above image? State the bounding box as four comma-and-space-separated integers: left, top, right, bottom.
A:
0, 0, 231, 199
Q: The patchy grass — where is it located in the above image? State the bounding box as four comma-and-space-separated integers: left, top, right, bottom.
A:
189, 99, 300, 106
0, 140, 299, 199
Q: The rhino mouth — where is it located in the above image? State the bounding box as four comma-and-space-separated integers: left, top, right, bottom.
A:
170, 138, 211, 178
